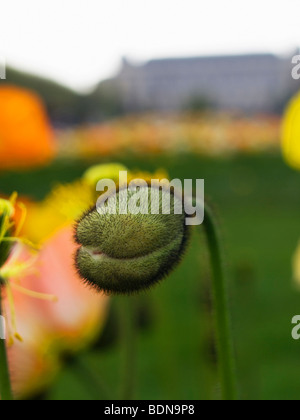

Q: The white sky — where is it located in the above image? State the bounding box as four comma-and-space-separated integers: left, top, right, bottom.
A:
1, 0, 300, 92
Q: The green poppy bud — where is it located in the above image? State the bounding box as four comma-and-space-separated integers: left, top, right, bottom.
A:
74, 186, 189, 294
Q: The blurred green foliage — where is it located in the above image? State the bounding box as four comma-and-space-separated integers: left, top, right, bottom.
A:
4, 67, 124, 124
1, 153, 300, 400
5, 67, 85, 124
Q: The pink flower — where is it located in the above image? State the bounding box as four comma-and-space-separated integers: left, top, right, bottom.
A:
4, 226, 109, 399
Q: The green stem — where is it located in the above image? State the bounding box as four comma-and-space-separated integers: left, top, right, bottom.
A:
202, 205, 238, 400
0, 285, 13, 401
119, 297, 136, 400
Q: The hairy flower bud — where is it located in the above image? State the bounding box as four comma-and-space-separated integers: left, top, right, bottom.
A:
74, 186, 189, 294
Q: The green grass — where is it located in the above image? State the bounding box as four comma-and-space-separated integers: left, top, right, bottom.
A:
1, 152, 300, 400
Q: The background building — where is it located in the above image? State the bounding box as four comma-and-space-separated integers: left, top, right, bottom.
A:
108, 51, 300, 114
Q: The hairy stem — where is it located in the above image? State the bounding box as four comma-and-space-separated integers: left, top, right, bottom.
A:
0, 284, 13, 401
202, 205, 238, 400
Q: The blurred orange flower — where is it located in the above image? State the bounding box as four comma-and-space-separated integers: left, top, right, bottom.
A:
0, 86, 56, 170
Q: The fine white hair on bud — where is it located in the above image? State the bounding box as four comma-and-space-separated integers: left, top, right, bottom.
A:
74, 185, 190, 294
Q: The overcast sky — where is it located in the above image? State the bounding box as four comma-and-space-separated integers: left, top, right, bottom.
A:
1, 0, 300, 92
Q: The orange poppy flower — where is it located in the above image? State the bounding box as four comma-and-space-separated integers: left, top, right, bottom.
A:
0, 86, 56, 170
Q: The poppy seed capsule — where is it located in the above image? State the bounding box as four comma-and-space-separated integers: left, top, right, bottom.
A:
74, 186, 189, 294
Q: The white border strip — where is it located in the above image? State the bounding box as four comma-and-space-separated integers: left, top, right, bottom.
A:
0, 315, 6, 340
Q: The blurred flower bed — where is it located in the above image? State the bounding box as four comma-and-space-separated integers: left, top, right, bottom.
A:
57, 113, 281, 159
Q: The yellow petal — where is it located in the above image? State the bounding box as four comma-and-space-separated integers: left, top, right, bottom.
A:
282, 91, 300, 170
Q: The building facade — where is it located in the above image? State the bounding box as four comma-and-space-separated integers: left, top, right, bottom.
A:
111, 51, 300, 113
